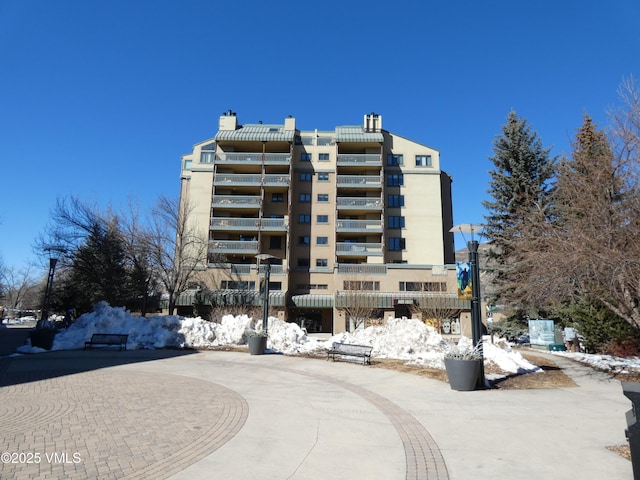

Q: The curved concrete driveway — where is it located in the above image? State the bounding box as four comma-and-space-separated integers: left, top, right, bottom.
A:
0, 348, 633, 479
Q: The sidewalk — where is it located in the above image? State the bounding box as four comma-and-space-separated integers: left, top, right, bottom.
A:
0, 328, 633, 479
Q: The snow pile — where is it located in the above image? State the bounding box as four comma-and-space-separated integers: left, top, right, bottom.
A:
327, 318, 450, 369
16, 302, 540, 374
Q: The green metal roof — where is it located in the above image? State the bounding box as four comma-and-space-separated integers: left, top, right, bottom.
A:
290, 294, 335, 308
335, 126, 383, 143
215, 124, 295, 143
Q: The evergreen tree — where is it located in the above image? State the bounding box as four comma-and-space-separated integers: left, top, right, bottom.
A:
63, 219, 130, 312
482, 111, 556, 317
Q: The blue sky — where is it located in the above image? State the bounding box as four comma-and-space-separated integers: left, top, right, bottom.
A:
1, 0, 639, 271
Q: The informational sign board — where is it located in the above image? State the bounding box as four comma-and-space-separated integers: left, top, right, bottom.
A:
528, 319, 556, 346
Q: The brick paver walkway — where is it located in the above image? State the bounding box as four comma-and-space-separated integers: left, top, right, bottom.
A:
0, 364, 247, 479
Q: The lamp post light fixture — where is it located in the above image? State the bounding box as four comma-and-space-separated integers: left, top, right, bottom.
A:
450, 224, 485, 389
256, 253, 277, 337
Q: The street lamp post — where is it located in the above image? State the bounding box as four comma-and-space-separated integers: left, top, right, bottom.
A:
256, 254, 277, 337
450, 224, 485, 389
37, 250, 60, 329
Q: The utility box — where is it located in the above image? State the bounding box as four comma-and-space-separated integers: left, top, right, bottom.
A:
622, 382, 640, 479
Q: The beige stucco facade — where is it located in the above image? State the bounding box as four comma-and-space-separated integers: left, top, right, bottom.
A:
177, 112, 467, 334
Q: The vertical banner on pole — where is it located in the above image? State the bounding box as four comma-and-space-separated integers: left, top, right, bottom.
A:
456, 261, 473, 300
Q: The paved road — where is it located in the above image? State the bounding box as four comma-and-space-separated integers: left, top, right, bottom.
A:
0, 326, 633, 479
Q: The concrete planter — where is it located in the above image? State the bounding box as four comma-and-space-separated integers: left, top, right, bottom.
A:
30, 329, 56, 350
444, 357, 482, 391
248, 335, 267, 355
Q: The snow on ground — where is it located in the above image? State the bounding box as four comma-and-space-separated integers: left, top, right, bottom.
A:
10, 302, 640, 376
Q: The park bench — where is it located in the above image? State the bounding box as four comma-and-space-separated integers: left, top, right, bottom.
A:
84, 334, 128, 351
327, 342, 373, 365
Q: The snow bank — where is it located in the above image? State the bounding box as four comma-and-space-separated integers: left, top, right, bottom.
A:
15, 302, 541, 374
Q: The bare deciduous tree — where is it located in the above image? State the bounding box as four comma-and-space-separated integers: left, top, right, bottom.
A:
409, 279, 461, 332
0, 265, 39, 316
335, 278, 380, 331
149, 195, 208, 315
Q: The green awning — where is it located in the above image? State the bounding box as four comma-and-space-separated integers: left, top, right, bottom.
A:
290, 294, 335, 308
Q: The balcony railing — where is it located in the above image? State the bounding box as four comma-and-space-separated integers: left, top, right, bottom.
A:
215, 152, 291, 165
336, 197, 383, 210
210, 240, 259, 254
263, 174, 290, 187
258, 264, 285, 275
337, 154, 381, 166
212, 195, 261, 208
336, 242, 383, 256
214, 174, 262, 186
259, 218, 287, 231
336, 175, 382, 188
336, 219, 383, 232
337, 264, 388, 274
210, 218, 260, 231
230, 264, 252, 274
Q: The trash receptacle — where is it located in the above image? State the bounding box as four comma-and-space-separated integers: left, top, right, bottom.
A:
622, 382, 640, 479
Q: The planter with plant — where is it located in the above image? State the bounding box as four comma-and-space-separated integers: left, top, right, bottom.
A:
30, 322, 58, 350
444, 342, 484, 391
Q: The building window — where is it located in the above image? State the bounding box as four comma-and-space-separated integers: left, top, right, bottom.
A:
301, 152, 312, 162
299, 214, 311, 224
298, 258, 310, 267
318, 173, 329, 181
183, 159, 192, 170
200, 152, 214, 163
269, 236, 282, 249
399, 281, 447, 292
221, 281, 255, 290
317, 137, 333, 146
318, 153, 330, 161
298, 236, 310, 245
300, 172, 312, 182
388, 195, 405, 207
316, 236, 329, 245
387, 174, 404, 186
299, 193, 311, 202
297, 283, 328, 290
343, 280, 380, 291
316, 259, 328, 267
416, 155, 432, 167
317, 215, 329, 224
387, 154, 403, 166
301, 136, 314, 146
269, 282, 282, 291
388, 237, 406, 251
388, 216, 405, 229
272, 193, 284, 202
317, 193, 329, 202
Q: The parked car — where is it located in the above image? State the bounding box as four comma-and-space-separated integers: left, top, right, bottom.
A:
515, 333, 530, 345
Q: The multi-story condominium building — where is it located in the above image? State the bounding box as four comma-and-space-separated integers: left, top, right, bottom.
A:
177, 111, 469, 334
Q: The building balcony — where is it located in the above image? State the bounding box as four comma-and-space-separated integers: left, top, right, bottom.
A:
210, 240, 259, 255
210, 218, 260, 231
259, 218, 287, 231
214, 174, 262, 186
337, 264, 387, 275
336, 197, 383, 210
215, 152, 291, 165
212, 195, 261, 209
336, 219, 382, 233
336, 242, 383, 257
337, 154, 381, 166
336, 175, 382, 189
263, 174, 290, 187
